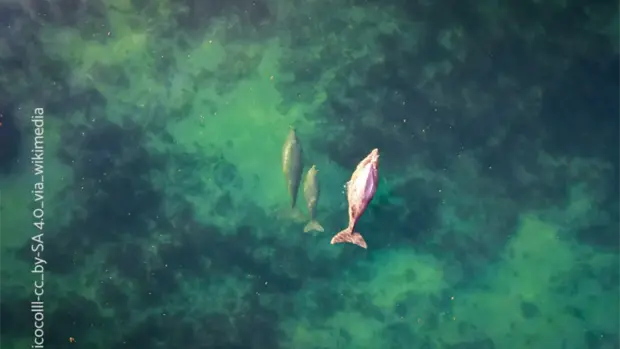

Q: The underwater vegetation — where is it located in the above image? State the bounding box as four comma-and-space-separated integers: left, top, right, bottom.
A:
0, 0, 617, 348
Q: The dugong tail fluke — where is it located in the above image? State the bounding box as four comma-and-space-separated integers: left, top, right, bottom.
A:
330, 227, 367, 249
303, 220, 324, 233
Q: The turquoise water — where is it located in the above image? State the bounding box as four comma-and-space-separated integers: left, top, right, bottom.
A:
0, 0, 618, 348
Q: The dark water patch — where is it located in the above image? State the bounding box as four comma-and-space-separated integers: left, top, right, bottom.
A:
158, 228, 215, 274
0, 296, 30, 337
173, 0, 273, 37
118, 312, 200, 348
382, 322, 417, 348
396, 178, 439, 239
0, 3, 23, 27
45, 293, 108, 346
520, 301, 540, 318
174, 0, 228, 34
57, 89, 107, 123
540, 56, 619, 161
576, 222, 620, 252
240, 0, 272, 29
457, 321, 478, 336
0, 105, 21, 174
90, 63, 131, 90
566, 305, 585, 321
107, 241, 147, 280
82, 176, 162, 241
539, 56, 619, 250
235, 305, 281, 349
585, 330, 619, 349
97, 280, 130, 315
57, 119, 166, 244
214, 192, 235, 216
159, 214, 303, 295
